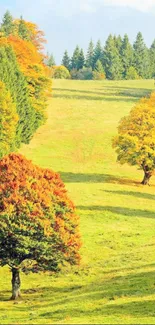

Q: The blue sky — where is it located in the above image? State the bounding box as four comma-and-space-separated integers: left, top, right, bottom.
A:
0, 0, 155, 63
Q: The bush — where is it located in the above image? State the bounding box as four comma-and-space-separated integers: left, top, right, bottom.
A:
51, 65, 70, 79
92, 71, 105, 80
0, 153, 81, 299
126, 66, 140, 80
70, 67, 93, 80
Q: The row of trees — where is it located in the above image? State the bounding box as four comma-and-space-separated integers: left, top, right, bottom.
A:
0, 11, 81, 299
0, 11, 51, 157
58, 33, 155, 80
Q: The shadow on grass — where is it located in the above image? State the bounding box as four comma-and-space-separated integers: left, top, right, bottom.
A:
104, 190, 155, 201
53, 93, 140, 102
76, 205, 155, 219
53, 87, 152, 99
38, 269, 155, 319
59, 172, 140, 186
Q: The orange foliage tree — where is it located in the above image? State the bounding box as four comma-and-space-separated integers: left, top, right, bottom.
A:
0, 153, 81, 299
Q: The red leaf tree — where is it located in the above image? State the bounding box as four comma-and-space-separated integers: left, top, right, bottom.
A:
0, 153, 81, 299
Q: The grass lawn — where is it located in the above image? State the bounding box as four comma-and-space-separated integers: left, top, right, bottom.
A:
0, 79, 155, 324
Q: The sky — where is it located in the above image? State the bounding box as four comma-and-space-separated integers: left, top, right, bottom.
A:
0, 0, 155, 63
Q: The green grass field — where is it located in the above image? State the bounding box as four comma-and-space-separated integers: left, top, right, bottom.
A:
0, 79, 155, 324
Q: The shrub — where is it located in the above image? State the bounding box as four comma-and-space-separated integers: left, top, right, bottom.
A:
0, 153, 81, 299
126, 66, 140, 80
51, 65, 70, 79
70, 67, 93, 80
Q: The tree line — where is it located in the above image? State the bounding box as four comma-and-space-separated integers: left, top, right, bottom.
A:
0, 11, 81, 300
49, 33, 155, 80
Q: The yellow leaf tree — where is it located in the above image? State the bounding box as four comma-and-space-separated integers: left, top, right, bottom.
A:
113, 93, 155, 185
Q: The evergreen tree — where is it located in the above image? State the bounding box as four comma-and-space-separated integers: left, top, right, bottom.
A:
47, 53, 55, 67
133, 32, 150, 78
94, 59, 104, 73
114, 35, 122, 53
150, 40, 155, 78
103, 34, 123, 80
120, 34, 133, 78
0, 11, 15, 36
0, 45, 36, 147
18, 16, 30, 40
77, 49, 85, 70
86, 39, 94, 69
62, 50, 70, 70
93, 40, 103, 69
71, 45, 80, 70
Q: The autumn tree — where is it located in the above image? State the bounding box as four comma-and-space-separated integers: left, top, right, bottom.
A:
0, 154, 81, 299
113, 93, 155, 185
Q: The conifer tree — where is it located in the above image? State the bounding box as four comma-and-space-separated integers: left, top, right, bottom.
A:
133, 32, 150, 79
71, 45, 80, 70
94, 59, 104, 73
86, 39, 94, 69
0, 44, 36, 147
150, 40, 155, 78
103, 35, 123, 80
0, 11, 15, 36
93, 40, 103, 69
47, 53, 55, 67
77, 49, 85, 70
62, 50, 70, 70
120, 34, 133, 78
18, 16, 30, 40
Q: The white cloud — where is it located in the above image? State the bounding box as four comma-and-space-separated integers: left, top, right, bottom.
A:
103, 0, 155, 12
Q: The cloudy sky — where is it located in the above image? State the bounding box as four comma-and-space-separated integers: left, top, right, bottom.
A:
0, 0, 155, 63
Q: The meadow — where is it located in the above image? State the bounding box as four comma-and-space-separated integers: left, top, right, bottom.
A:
0, 79, 155, 324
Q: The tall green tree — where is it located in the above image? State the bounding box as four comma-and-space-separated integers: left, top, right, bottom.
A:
0, 11, 15, 36
150, 40, 155, 78
133, 32, 150, 78
114, 35, 122, 53
71, 45, 80, 70
62, 50, 70, 70
94, 59, 104, 73
120, 34, 133, 78
18, 16, 30, 40
93, 40, 103, 69
86, 39, 94, 69
0, 45, 36, 147
77, 49, 85, 70
103, 34, 123, 80
47, 53, 55, 67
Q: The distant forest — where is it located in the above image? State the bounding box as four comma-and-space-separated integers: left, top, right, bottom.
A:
48, 33, 155, 80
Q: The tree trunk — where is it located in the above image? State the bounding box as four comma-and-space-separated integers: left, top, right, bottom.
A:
141, 171, 152, 185
11, 268, 21, 300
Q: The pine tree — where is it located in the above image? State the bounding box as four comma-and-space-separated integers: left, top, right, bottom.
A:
62, 50, 70, 70
94, 59, 104, 73
77, 49, 85, 70
133, 32, 150, 79
0, 44, 36, 147
0, 11, 15, 36
120, 34, 133, 78
71, 45, 80, 70
114, 35, 122, 53
86, 39, 94, 69
93, 40, 103, 69
150, 40, 155, 78
18, 16, 30, 40
47, 53, 55, 67
103, 35, 123, 80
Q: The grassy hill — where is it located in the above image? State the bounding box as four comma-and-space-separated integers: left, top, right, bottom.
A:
0, 79, 155, 324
